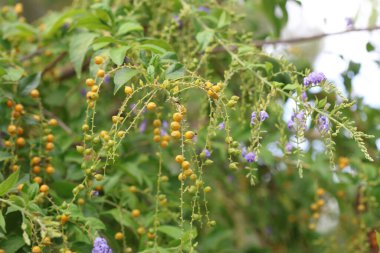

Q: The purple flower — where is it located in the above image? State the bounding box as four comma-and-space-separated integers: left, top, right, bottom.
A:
104, 75, 111, 84
203, 149, 211, 158
160, 129, 168, 136
260, 111, 269, 121
318, 115, 329, 133
198, 6, 210, 14
218, 122, 225, 130
288, 111, 305, 130
80, 88, 87, 97
250, 112, 257, 125
301, 91, 307, 101
162, 121, 169, 129
303, 72, 326, 86
92, 237, 112, 253
173, 15, 183, 28
244, 152, 256, 163
139, 120, 147, 133
92, 191, 99, 197
241, 146, 247, 157
285, 142, 293, 152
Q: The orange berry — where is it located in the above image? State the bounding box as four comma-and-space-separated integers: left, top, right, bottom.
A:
32, 246, 41, 253
124, 86, 133, 95
211, 85, 221, 93
30, 89, 39, 98
147, 102, 156, 111
207, 89, 219, 99
131, 209, 140, 218
115, 232, 124, 240
171, 131, 181, 139
153, 128, 161, 135
160, 141, 168, 148
17, 127, 24, 135
162, 135, 170, 142
175, 155, 184, 164
316, 188, 325, 196
34, 176, 43, 184
7, 124, 17, 135
77, 198, 85, 205
184, 169, 193, 176
338, 157, 349, 169
153, 119, 161, 127
178, 173, 186, 181
60, 214, 69, 225
94, 56, 104, 65
6, 99, 13, 108
86, 78, 95, 87
181, 161, 190, 170
31, 156, 41, 165
16, 137, 25, 147
45, 142, 54, 151
49, 118, 58, 126
310, 203, 318, 211
147, 232, 155, 239
153, 135, 161, 143
39, 184, 49, 193
317, 199, 325, 207
46, 134, 54, 142
97, 69, 105, 78
184, 131, 195, 140
33, 166, 41, 174
15, 104, 23, 112
11, 165, 19, 172
91, 85, 99, 92
170, 121, 181, 130
172, 113, 183, 122
45, 165, 55, 175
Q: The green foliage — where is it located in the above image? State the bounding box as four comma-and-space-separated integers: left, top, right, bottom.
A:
0, 1, 378, 253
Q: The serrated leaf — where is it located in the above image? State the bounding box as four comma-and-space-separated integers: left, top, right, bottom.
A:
110, 46, 130, 66
69, 33, 98, 77
18, 72, 41, 96
113, 68, 138, 94
117, 22, 143, 36
196, 30, 214, 51
0, 170, 19, 197
157, 225, 182, 239
165, 63, 185, 80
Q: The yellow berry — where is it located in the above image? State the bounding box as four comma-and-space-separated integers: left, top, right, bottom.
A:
131, 209, 141, 218
160, 141, 168, 148
7, 124, 17, 135
32, 246, 41, 253
49, 119, 58, 126
181, 161, 190, 170
170, 121, 181, 130
153, 119, 161, 127
171, 130, 181, 139
94, 56, 103, 65
115, 232, 124, 240
124, 86, 133, 95
31, 156, 41, 165
147, 102, 157, 111
316, 188, 325, 196
16, 137, 25, 147
175, 155, 184, 164
39, 184, 49, 193
60, 214, 69, 225
15, 104, 23, 112
14, 3, 23, 15
86, 78, 95, 87
317, 199, 325, 207
184, 131, 195, 140
153, 135, 161, 143
178, 172, 186, 181
30, 89, 40, 98
33, 176, 43, 184
173, 113, 183, 122
45, 165, 55, 175
97, 69, 105, 78
204, 186, 212, 193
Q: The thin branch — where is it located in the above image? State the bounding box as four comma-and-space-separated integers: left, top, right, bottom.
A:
253, 26, 380, 46
42, 52, 67, 75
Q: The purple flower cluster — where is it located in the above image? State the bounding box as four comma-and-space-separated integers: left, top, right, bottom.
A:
203, 149, 211, 158
251, 111, 269, 125
198, 6, 210, 14
303, 72, 326, 86
244, 152, 256, 163
218, 122, 225, 130
287, 111, 305, 130
92, 237, 112, 253
285, 142, 293, 152
139, 120, 147, 133
318, 115, 329, 133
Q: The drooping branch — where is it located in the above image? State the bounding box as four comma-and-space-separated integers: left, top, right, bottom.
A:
253, 26, 380, 46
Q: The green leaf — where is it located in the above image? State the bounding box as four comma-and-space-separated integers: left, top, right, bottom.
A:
113, 68, 139, 94
117, 22, 143, 36
139, 39, 173, 54
0, 235, 25, 252
0, 212, 5, 232
43, 9, 86, 38
283, 84, 298, 90
110, 46, 131, 66
217, 11, 230, 28
196, 30, 214, 51
69, 33, 98, 78
85, 217, 106, 230
366, 42, 375, 52
157, 225, 182, 239
18, 72, 41, 95
0, 152, 12, 162
165, 63, 185, 80
3, 67, 24, 82
0, 170, 20, 197
318, 97, 327, 108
